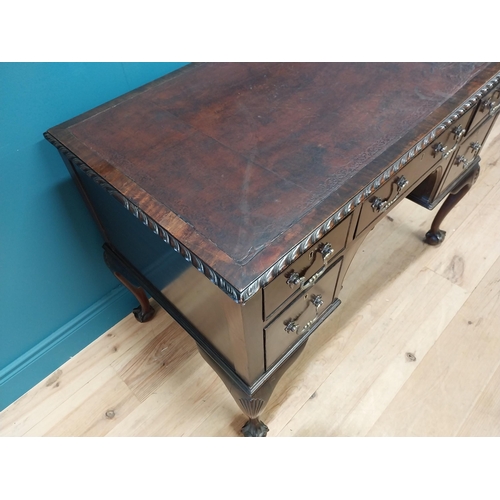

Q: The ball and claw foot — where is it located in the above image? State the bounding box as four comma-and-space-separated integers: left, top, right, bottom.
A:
241, 418, 269, 437
133, 305, 155, 323
424, 229, 446, 246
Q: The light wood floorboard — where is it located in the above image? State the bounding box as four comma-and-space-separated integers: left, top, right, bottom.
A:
2, 121, 500, 437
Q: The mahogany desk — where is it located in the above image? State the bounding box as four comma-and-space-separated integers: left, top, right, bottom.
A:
45, 63, 500, 436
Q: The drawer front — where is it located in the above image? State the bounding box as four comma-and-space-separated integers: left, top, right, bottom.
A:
263, 215, 350, 319
441, 116, 495, 192
355, 106, 476, 237
264, 258, 342, 369
355, 151, 430, 236
427, 104, 475, 163
469, 85, 500, 134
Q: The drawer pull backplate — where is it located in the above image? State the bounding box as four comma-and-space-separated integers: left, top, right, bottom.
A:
371, 175, 409, 213
284, 294, 325, 335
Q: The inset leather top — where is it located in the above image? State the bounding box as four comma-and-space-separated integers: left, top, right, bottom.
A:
46, 62, 500, 298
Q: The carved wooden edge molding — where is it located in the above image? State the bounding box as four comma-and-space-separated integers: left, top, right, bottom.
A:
44, 71, 500, 304
44, 133, 242, 302
247, 71, 500, 301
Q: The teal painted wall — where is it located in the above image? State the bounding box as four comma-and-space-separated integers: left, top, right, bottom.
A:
0, 62, 189, 410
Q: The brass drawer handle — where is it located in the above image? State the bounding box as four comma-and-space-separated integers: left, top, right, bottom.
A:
284, 321, 300, 334
284, 294, 325, 335
455, 143, 481, 169
310, 294, 324, 308
455, 155, 470, 169
481, 97, 500, 116
285, 242, 335, 290
320, 242, 334, 261
286, 272, 304, 288
443, 143, 458, 159
452, 124, 465, 140
432, 142, 446, 157
489, 101, 500, 116
480, 97, 500, 116
470, 142, 482, 153
433, 142, 458, 160
371, 175, 409, 213
300, 243, 335, 291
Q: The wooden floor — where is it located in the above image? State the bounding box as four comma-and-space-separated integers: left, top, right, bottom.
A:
2, 121, 500, 437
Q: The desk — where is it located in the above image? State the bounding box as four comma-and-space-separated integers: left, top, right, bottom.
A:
45, 63, 500, 436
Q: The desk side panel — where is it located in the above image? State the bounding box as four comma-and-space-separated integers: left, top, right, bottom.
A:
67, 157, 242, 369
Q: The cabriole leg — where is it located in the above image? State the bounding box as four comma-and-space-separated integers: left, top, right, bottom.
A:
113, 271, 155, 323
425, 162, 480, 246
103, 247, 155, 323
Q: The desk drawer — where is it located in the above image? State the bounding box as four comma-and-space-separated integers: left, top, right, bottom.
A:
264, 258, 342, 369
469, 85, 500, 134
355, 151, 430, 236
441, 116, 496, 192
427, 104, 475, 162
355, 106, 476, 236
263, 215, 350, 319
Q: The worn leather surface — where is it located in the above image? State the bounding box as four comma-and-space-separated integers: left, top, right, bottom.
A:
50, 62, 495, 290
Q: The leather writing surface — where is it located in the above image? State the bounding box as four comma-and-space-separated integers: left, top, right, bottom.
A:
68, 93, 314, 265
51, 62, 498, 292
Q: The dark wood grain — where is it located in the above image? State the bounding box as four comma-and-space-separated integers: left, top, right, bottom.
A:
46, 62, 500, 294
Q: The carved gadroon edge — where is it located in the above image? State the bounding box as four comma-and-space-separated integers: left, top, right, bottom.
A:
44, 71, 500, 303
44, 133, 241, 303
